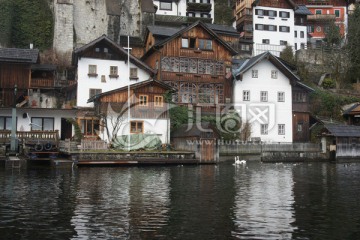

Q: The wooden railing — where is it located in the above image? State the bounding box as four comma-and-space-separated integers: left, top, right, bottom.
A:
0, 130, 59, 144
59, 139, 108, 152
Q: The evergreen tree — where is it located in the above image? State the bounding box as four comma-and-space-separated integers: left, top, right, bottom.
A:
324, 21, 342, 48
280, 44, 295, 65
347, 4, 360, 83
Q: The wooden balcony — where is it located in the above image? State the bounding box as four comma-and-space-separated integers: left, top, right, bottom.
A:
0, 130, 59, 145
307, 14, 336, 22
31, 78, 76, 89
187, 2, 212, 12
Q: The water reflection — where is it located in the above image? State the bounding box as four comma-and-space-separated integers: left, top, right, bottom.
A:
232, 163, 295, 239
1, 162, 360, 239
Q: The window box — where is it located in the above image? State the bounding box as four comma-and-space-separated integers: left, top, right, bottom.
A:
109, 74, 119, 78
88, 73, 98, 77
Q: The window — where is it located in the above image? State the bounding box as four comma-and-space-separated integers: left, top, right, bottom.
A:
201, 13, 211, 18
181, 37, 196, 48
307, 25, 314, 33
31, 117, 54, 131
252, 69, 258, 78
89, 88, 102, 98
278, 124, 285, 135
0, 116, 13, 130
280, 40, 287, 46
279, 26, 290, 32
268, 25, 276, 31
268, 10, 277, 17
139, 95, 148, 106
295, 43, 298, 50
88, 65, 97, 76
260, 91, 268, 102
159, 1, 172, 10
198, 39, 212, 50
187, 12, 195, 17
226, 67, 231, 74
280, 11, 290, 18
278, 92, 285, 102
255, 24, 264, 30
130, 68, 138, 79
293, 92, 306, 102
335, 9, 340, 18
243, 90, 250, 101
262, 39, 270, 44
80, 118, 99, 136
271, 70, 278, 79
255, 9, 264, 16
315, 10, 322, 15
154, 95, 163, 107
261, 124, 268, 135
297, 123, 303, 132
130, 121, 143, 133
110, 66, 118, 77
300, 43, 305, 49
300, 31, 304, 38
294, 31, 297, 38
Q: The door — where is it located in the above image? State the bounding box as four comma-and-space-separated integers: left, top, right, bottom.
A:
61, 118, 72, 140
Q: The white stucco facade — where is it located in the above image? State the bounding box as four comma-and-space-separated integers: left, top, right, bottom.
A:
233, 59, 293, 142
76, 57, 151, 108
104, 117, 170, 145
0, 108, 76, 139
153, 0, 214, 22
253, 6, 295, 56
294, 25, 308, 51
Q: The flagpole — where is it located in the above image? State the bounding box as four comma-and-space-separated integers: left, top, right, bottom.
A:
127, 36, 131, 152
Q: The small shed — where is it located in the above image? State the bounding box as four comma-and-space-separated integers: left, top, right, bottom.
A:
320, 124, 360, 161
172, 122, 220, 163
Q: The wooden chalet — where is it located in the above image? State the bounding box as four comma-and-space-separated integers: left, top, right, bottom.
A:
88, 79, 175, 145
142, 21, 238, 114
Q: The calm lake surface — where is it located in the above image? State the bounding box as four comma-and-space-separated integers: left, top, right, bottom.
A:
1, 161, 360, 240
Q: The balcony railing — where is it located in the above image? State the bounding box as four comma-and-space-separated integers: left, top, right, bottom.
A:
0, 130, 59, 144
307, 14, 336, 22
187, 2, 212, 12
31, 78, 76, 88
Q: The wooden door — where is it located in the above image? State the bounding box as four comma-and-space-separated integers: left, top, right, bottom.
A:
200, 138, 216, 162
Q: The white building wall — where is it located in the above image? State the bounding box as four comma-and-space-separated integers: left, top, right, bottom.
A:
76, 57, 151, 107
294, 25, 307, 51
103, 116, 170, 144
154, 0, 214, 22
253, 6, 295, 56
233, 59, 293, 142
0, 108, 75, 139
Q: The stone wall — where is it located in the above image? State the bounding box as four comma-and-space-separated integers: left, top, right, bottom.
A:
52, 0, 145, 53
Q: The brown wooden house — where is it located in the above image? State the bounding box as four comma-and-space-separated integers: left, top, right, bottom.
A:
141, 21, 238, 114
0, 48, 39, 107
88, 79, 175, 145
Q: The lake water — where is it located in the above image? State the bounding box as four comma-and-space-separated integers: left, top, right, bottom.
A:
1, 161, 360, 240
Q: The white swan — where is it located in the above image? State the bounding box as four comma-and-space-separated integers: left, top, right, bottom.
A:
234, 156, 246, 165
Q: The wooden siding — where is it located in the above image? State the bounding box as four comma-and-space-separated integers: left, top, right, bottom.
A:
0, 63, 31, 107
293, 112, 310, 142
98, 83, 169, 119
258, 0, 293, 9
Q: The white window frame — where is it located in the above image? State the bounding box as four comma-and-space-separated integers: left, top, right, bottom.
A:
271, 70, 278, 79
261, 124, 268, 135
278, 124, 285, 135
252, 69, 258, 78
243, 90, 250, 101
260, 91, 268, 102
278, 92, 285, 102
159, 1, 172, 10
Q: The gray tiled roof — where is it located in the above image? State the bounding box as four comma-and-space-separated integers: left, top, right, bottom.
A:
295, 5, 312, 15
206, 23, 239, 36
0, 48, 39, 63
147, 25, 184, 37
324, 124, 360, 137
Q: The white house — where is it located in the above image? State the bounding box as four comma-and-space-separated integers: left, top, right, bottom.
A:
88, 79, 174, 146
232, 51, 312, 143
252, 1, 310, 56
71, 35, 157, 140
73, 35, 156, 108
153, 0, 214, 23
